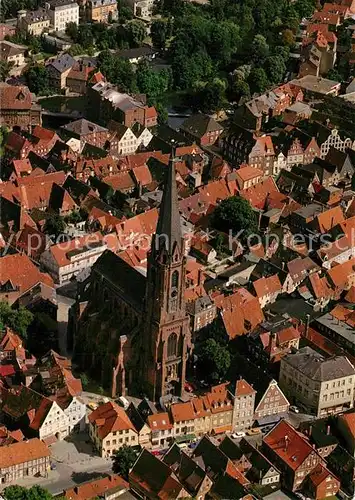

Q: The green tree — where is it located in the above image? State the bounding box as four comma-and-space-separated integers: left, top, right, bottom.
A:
251, 34, 269, 65
282, 29, 295, 47
44, 213, 66, 239
232, 79, 250, 101
136, 60, 170, 101
198, 338, 231, 382
25, 65, 51, 95
112, 445, 139, 479
68, 44, 85, 56
119, 5, 133, 23
0, 302, 33, 340
65, 21, 78, 41
4, 485, 56, 500
213, 196, 258, 240
264, 55, 286, 85
97, 50, 136, 92
248, 67, 269, 94
0, 60, 12, 81
193, 78, 227, 113
156, 102, 168, 124
151, 19, 168, 49
125, 20, 146, 47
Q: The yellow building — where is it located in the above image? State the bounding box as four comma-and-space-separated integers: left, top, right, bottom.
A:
0, 41, 26, 67
87, 0, 118, 23
17, 9, 51, 36
88, 401, 139, 458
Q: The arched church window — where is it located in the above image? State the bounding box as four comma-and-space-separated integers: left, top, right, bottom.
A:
167, 332, 177, 358
171, 270, 179, 289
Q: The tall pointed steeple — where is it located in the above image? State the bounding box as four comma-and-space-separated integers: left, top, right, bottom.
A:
154, 144, 182, 257
142, 144, 191, 402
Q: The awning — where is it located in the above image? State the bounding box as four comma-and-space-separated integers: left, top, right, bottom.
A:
212, 425, 232, 435
175, 434, 196, 443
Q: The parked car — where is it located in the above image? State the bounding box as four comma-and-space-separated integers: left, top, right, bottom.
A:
50, 462, 57, 470
246, 428, 261, 436
184, 382, 194, 393
117, 396, 129, 409
231, 432, 245, 438
290, 405, 300, 413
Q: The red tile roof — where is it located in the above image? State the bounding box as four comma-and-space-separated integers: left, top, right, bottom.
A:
104, 171, 135, 191
170, 401, 195, 423
88, 401, 136, 439
214, 288, 265, 339
308, 273, 334, 299
327, 257, 355, 288
0, 365, 16, 377
235, 379, 255, 397
236, 165, 263, 184
0, 83, 33, 110
312, 11, 340, 24
147, 412, 173, 431
63, 474, 129, 500
308, 463, 339, 487
132, 165, 153, 186
338, 412, 355, 439
264, 420, 318, 471
0, 253, 54, 293
253, 275, 282, 298
48, 232, 104, 267
16, 171, 66, 210
0, 438, 50, 468
145, 106, 157, 119
315, 205, 344, 233
12, 159, 32, 177
240, 177, 279, 210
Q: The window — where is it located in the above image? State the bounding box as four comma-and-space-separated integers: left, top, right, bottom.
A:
167, 333, 178, 358
172, 270, 179, 288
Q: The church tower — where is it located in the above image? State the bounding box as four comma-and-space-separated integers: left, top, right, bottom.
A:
142, 147, 191, 401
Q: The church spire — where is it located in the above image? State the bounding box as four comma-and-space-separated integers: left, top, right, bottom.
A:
154, 143, 182, 257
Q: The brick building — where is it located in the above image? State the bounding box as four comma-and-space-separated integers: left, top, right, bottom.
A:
0, 83, 42, 131
263, 419, 325, 491
180, 114, 224, 147
86, 0, 118, 22
87, 81, 157, 128
60, 119, 109, 150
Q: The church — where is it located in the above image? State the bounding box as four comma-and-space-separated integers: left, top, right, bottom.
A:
71, 149, 192, 402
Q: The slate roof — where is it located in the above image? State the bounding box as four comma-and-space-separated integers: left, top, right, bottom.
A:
48, 53, 75, 73
282, 346, 355, 381
92, 250, 146, 309
180, 114, 223, 139
154, 151, 182, 256
61, 119, 108, 137
163, 444, 206, 495
129, 449, 185, 499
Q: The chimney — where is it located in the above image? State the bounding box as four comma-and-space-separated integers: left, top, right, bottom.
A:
284, 434, 289, 452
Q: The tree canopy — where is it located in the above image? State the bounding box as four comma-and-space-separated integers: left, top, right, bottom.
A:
26, 65, 52, 96
0, 302, 33, 339
43, 213, 66, 239
213, 196, 258, 241
197, 338, 231, 383
112, 445, 139, 479
3, 485, 65, 500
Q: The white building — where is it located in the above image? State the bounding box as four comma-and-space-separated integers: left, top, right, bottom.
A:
40, 232, 107, 284
47, 0, 79, 32
125, 0, 154, 19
